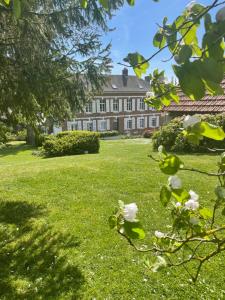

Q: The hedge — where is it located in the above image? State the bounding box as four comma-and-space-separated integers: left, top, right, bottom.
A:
99, 131, 119, 138
42, 130, 100, 157
152, 114, 225, 153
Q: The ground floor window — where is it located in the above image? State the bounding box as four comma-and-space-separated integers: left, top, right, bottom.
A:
127, 119, 132, 129
139, 118, 145, 128
113, 119, 119, 130
71, 123, 78, 130
100, 120, 107, 131
151, 117, 157, 127
87, 122, 93, 131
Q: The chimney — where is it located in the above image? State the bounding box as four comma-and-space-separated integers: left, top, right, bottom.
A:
122, 68, 128, 86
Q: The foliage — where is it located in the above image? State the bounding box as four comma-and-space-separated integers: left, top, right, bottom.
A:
0, 122, 10, 144
143, 129, 154, 139
0, 0, 125, 129
110, 116, 225, 282
41, 130, 100, 157
152, 114, 225, 153
98, 130, 119, 138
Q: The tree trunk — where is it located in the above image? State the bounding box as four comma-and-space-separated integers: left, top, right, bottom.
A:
27, 126, 36, 146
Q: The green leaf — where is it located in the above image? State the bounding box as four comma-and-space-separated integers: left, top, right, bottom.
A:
197, 58, 224, 84
124, 52, 149, 78
172, 189, 190, 203
199, 208, 213, 220
222, 207, 225, 216
178, 45, 192, 63
215, 186, 225, 200
160, 186, 171, 207
127, 0, 135, 5
3, 0, 10, 5
203, 80, 224, 96
159, 155, 182, 175
108, 215, 117, 229
123, 221, 145, 240
153, 32, 166, 49
99, 0, 108, 9
180, 23, 198, 45
173, 63, 205, 100
13, 0, 21, 18
204, 13, 212, 31
191, 4, 205, 14
81, 0, 88, 8
200, 122, 225, 141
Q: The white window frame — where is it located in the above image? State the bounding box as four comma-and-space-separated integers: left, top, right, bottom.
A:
151, 117, 158, 128
100, 99, 106, 112
139, 118, 145, 128
127, 119, 132, 130
139, 99, 145, 111
127, 99, 132, 111
100, 120, 107, 131
85, 102, 92, 113
113, 99, 119, 112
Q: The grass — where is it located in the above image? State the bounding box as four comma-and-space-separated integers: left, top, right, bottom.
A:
0, 139, 224, 299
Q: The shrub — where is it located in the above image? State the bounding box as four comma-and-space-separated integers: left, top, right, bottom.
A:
99, 131, 119, 138
152, 114, 225, 153
16, 129, 27, 141
42, 130, 100, 157
143, 130, 153, 139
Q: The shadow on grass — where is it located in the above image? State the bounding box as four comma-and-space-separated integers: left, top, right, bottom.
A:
0, 200, 84, 299
0, 143, 35, 157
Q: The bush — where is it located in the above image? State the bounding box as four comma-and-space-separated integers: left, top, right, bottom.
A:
152, 114, 225, 153
99, 131, 119, 138
42, 130, 100, 157
143, 130, 153, 139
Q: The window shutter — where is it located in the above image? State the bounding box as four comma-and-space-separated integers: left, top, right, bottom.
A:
137, 117, 140, 129
137, 99, 140, 111
132, 98, 136, 111
107, 119, 110, 130
106, 99, 110, 112
149, 116, 153, 128
97, 120, 101, 131
119, 99, 123, 112
78, 121, 82, 130
124, 118, 127, 130
145, 116, 148, 128
124, 99, 127, 112
111, 99, 114, 112
83, 121, 87, 130
96, 99, 100, 113
93, 120, 97, 131
132, 117, 136, 129
156, 116, 160, 127
92, 101, 96, 113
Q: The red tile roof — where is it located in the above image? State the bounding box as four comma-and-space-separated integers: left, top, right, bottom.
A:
164, 80, 225, 113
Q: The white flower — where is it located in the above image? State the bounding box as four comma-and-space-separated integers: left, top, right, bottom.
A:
175, 202, 181, 208
123, 203, 138, 222
168, 176, 182, 190
189, 190, 199, 202
216, 6, 225, 22
190, 217, 199, 225
185, 199, 199, 211
146, 91, 154, 97
158, 145, 163, 153
183, 115, 201, 129
155, 230, 165, 239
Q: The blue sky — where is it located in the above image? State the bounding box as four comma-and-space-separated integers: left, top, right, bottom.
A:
102, 0, 218, 78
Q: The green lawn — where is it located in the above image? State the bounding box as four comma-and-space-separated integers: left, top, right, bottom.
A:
0, 140, 224, 300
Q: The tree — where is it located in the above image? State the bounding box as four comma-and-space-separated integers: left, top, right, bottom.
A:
0, 0, 125, 143
108, 0, 225, 282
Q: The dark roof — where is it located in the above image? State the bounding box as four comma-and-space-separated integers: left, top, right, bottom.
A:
102, 75, 150, 94
164, 80, 225, 113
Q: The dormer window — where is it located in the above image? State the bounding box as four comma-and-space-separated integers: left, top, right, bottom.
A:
112, 84, 118, 89
138, 83, 144, 89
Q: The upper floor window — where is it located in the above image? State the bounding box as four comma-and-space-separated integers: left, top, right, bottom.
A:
127, 119, 132, 129
127, 99, 132, 111
85, 102, 92, 113
100, 99, 106, 112
113, 99, 119, 111
140, 118, 145, 128
139, 99, 145, 110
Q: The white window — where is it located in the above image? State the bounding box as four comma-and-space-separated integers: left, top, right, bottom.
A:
139, 99, 145, 110
113, 99, 119, 111
127, 119, 132, 129
85, 102, 92, 113
71, 123, 78, 130
140, 118, 145, 128
127, 99, 132, 111
100, 120, 107, 131
87, 122, 93, 131
100, 99, 106, 112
